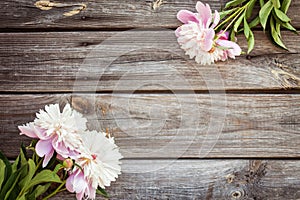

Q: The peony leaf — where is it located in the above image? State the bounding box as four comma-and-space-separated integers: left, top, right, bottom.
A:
247, 30, 255, 53
270, 17, 287, 49
281, 22, 298, 33
0, 159, 6, 189
259, 0, 265, 7
244, 18, 250, 38
259, 0, 274, 30
18, 159, 36, 190
246, 0, 257, 19
281, 0, 291, 13
274, 7, 291, 22
249, 16, 260, 28
219, 8, 239, 20
271, 0, 280, 9
225, 0, 248, 8
234, 13, 244, 32
96, 187, 109, 198
24, 169, 62, 191
0, 151, 12, 186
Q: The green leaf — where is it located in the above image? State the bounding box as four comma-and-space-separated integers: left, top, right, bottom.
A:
96, 187, 109, 198
34, 183, 52, 198
0, 150, 12, 185
0, 159, 6, 189
234, 13, 245, 32
281, 22, 298, 33
259, 0, 274, 30
249, 16, 260, 28
24, 169, 62, 191
281, 0, 291, 13
219, 8, 239, 20
259, 0, 265, 7
26, 183, 51, 200
274, 7, 291, 22
19, 159, 36, 190
246, 0, 257, 19
225, 0, 248, 8
244, 18, 251, 38
0, 170, 21, 200
271, 0, 280, 9
247, 30, 255, 53
12, 156, 20, 173
270, 16, 287, 49
230, 29, 236, 41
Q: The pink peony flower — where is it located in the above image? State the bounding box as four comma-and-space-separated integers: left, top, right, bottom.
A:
66, 130, 122, 200
175, 1, 241, 64
19, 104, 87, 167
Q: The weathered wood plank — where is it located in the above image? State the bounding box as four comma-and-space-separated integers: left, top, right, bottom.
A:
0, 31, 299, 92
1, 0, 300, 29
1, 94, 300, 158
50, 159, 300, 199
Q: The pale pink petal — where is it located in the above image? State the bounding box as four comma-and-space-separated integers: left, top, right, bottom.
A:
66, 174, 75, 192
217, 31, 229, 40
76, 191, 85, 200
217, 39, 242, 56
211, 10, 220, 28
177, 10, 198, 24
202, 29, 215, 51
196, 1, 212, 27
73, 171, 87, 192
175, 27, 181, 37
18, 124, 38, 138
42, 148, 54, 167
33, 126, 50, 140
35, 139, 54, 167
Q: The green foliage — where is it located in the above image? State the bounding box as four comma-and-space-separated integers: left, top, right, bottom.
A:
219, 0, 297, 53
96, 187, 109, 198
0, 146, 63, 200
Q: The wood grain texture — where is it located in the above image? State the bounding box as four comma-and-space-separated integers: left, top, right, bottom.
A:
0, 31, 299, 92
0, 0, 299, 29
50, 159, 300, 199
1, 93, 300, 158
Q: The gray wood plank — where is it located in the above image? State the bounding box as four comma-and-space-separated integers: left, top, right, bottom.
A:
49, 159, 300, 199
0, 31, 299, 92
1, 0, 299, 29
1, 94, 300, 158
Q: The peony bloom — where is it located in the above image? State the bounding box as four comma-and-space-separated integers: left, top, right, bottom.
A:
19, 104, 87, 167
175, 1, 241, 64
66, 130, 123, 200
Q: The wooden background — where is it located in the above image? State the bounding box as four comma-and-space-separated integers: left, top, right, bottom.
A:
1, 0, 300, 199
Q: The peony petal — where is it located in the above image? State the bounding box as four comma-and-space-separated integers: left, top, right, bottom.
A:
18, 124, 38, 138
66, 174, 75, 192
196, 1, 212, 27
217, 39, 242, 56
175, 27, 181, 37
217, 31, 229, 40
42, 148, 54, 167
211, 10, 220, 28
202, 29, 215, 51
35, 139, 53, 157
177, 10, 198, 24
76, 191, 85, 200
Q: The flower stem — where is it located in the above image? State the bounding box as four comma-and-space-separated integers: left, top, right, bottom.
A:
214, 0, 251, 31
42, 181, 66, 200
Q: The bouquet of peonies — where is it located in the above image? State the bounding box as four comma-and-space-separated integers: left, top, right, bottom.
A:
0, 104, 122, 200
175, 0, 296, 65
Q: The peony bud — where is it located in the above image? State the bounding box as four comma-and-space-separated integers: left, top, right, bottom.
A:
63, 158, 73, 169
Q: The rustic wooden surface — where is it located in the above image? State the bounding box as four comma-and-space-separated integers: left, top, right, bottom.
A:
0, 0, 299, 29
0, 0, 300, 199
1, 94, 300, 159
51, 159, 300, 199
0, 31, 299, 92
